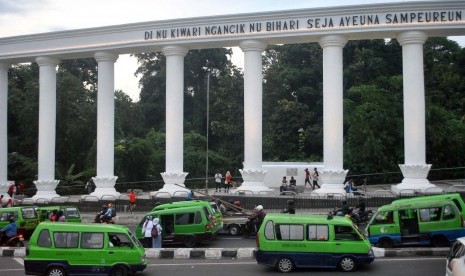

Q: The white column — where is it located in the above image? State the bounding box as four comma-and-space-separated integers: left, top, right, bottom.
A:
0, 62, 10, 199
92, 51, 120, 198
315, 35, 348, 196
238, 40, 271, 193
158, 45, 189, 196
33, 57, 61, 199
392, 31, 440, 194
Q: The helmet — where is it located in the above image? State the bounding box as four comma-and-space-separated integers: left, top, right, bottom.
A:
287, 200, 295, 205
233, 200, 241, 206
256, 205, 263, 211
8, 216, 15, 223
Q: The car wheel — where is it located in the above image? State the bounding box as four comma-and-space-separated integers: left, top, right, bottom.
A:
47, 267, 66, 276
276, 257, 294, 273
431, 235, 449, 247
111, 265, 128, 276
183, 235, 197, 247
228, 224, 241, 236
13, 241, 24, 247
339, 256, 357, 272
378, 238, 393, 248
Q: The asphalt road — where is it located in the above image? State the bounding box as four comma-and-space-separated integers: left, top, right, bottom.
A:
3, 256, 447, 276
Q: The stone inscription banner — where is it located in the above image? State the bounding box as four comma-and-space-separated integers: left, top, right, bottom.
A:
144, 10, 463, 41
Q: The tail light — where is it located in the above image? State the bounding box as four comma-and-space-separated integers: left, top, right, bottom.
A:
205, 223, 211, 230
213, 218, 217, 226
256, 232, 260, 248
461, 214, 464, 227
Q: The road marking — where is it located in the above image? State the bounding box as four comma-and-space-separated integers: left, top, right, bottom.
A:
376, 257, 445, 261
13, 258, 24, 266
148, 261, 256, 267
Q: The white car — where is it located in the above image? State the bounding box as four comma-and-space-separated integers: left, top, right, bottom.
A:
446, 237, 465, 276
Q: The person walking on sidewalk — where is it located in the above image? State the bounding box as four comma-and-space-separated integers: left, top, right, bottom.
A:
312, 167, 321, 190
214, 171, 222, 192
128, 189, 136, 214
304, 168, 311, 188
152, 217, 163, 248
142, 216, 154, 248
225, 171, 232, 193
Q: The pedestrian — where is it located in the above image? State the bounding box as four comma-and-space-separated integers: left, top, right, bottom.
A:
214, 171, 222, 192
304, 168, 311, 188
128, 189, 136, 213
312, 167, 321, 190
7, 183, 14, 198
152, 217, 163, 248
50, 209, 58, 221
18, 183, 25, 195
224, 171, 232, 193
289, 176, 297, 191
142, 216, 154, 248
56, 210, 67, 222
280, 176, 288, 193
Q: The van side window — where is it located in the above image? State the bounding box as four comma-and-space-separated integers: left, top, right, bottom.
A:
276, 224, 304, 240
22, 208, 37, 219
420, 207, 442, 222
194, 211, 202, 224
442, 205, 456, 220
37, 229, 51, 247
81, 233, 104, 249
373, 211, 394, 224
109, 233, 132, 247
0, 212, 17, 221
53, 232, 79, 248
308, 225, 328, 241
176, 213, 196, 225
334, 225, 361, 240
264, 220, 275, 240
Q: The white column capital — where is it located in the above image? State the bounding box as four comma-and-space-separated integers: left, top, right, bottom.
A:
239, 40, 267, 52
397, 31, 428, 46
162, 45, 188, 57
94, 51, 119, 63
318, 35, 348, 48
36, 56, 60, 67
0, 62, 11, 71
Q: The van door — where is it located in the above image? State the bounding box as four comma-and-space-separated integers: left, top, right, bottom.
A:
107, 232, 140, 265
400, 209, 421, 244
328, 225, 368, 266
76, 232, 107, 274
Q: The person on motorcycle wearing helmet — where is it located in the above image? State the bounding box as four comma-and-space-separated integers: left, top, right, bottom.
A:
337, 200, 352, 216
282, 200, 296, 214
249, 205, 266, 227
355, 198, 366, 213
0, 216, 18, 245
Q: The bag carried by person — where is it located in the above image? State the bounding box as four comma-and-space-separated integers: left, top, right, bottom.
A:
151, 225, 159, 237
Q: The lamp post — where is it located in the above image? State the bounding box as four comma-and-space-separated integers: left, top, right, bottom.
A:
205, 73, 210, 195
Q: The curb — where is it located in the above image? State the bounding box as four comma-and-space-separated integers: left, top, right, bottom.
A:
0, 246, 449, 259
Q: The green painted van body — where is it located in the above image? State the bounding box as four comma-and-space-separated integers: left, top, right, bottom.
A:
151, 200, 223, 231
391, 193, 465, 214
137, 204, 218, 247
0, 206, 39, 238
366, 199, 465, 247
24, 222, 146, 276
36, 206, 82, 223
256, 214, 374, 272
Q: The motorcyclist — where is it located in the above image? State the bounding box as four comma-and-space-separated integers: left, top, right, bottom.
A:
100, 203, 115, 223
246, 205, 266, 235
335, 200, 352, 216
282, 200, 296, 214
0, 216, 18, 245
94, 204, 108, 223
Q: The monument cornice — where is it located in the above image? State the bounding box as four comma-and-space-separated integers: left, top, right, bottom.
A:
0, 1, 463, 63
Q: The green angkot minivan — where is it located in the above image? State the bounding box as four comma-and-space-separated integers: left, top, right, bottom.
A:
137, 204, 218, 247
36, 205, 82, 223
0, 206, 39, 238
366, 199, 465, 248
24, 222, 146, 276
256, 214, 374, 273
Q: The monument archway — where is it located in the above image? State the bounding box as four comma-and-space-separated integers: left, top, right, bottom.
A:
0, 1, 464, 198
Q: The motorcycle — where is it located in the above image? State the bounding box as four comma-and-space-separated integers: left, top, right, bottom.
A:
352, 209, 373, 225
0, 232, 25, 247
329, 207, 359, 226
243, 218, 260, 238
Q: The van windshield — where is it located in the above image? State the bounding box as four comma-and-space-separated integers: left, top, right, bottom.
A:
128, 230, 144, 247
22, 208, 38, 219
65, 208, 80, 218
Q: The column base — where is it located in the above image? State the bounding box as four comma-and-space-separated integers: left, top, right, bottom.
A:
237, 169, 272, 194
91, 176, 120, 198
391, 164, 442, 195
32, 180, 61, 200
312, 169, 348, 197
155, 172, 189, 197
